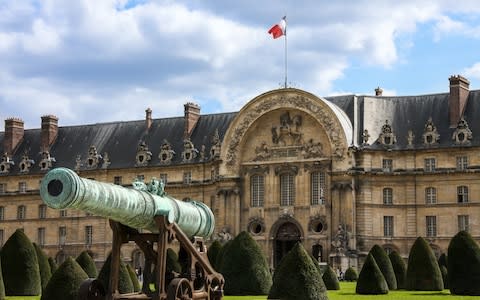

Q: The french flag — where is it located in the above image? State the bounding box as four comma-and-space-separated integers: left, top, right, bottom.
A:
268, 16, 286, 39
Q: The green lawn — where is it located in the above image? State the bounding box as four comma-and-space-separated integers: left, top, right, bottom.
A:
4, 282, 478, 300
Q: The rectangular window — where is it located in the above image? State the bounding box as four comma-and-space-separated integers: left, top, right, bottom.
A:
59, 226, 66, 245
183, 172, 192, 184
457, 186, 469, 203
425, 187, 437, 204
113, 176, 122, 185
456, 156, 468, 171
39, 204, 47, 219
0, 183, 5, 194
160, 173, 168, 184
280, 173, 295, 206
0, 206, 4, 221
383, 188, 393, 205
458, 215, 469, 232
38, 227, 45, 246
384, 216, 394, 237
424, 158, 436, 172
17, 205, 26, 220
18, 181, 27, 193
60, 209, 67, 217
426, 216, 437, 237
0, 229, 3, 247
85, 226, 93, 246
311, 172, 326, 205
382, 159, 393, 172
251, 175, 265, 207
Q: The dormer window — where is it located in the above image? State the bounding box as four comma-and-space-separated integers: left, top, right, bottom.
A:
86, 146, 102, 169
452, 118, 473, 145
182, 139, 198, 162
39, 151, 56, 171
135, 141, 152, 166
378, 120, 396, 146
158, 140, 175, 164
422, 117, 440, 146
18, 154, 34, 173
0, 153, 14, 174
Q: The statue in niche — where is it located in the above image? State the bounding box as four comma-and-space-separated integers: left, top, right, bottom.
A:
254, 142, 271, 161
331, 224, 350, 254
215, 227, 233, 243
362, 129, 370, 145
407, 130, 415, 147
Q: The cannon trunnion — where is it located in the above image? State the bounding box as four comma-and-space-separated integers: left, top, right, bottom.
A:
41, 168, 224, 300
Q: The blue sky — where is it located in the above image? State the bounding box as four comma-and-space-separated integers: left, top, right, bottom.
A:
1, 0, 480, 129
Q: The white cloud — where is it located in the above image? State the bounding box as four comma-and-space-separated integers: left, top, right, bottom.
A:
463, 62, 480, 79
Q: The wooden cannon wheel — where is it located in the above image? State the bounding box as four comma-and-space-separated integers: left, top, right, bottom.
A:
167, 278, 193, 300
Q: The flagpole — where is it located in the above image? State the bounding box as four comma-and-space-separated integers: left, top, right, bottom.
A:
284, 17, 287, 89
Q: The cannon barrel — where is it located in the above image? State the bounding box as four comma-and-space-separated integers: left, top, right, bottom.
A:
40, 168, 215, 238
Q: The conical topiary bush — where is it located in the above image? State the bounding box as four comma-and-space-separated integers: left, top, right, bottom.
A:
448, 230, 480, 295
438, 253, 447, 269
40, 257, 88, 300
356, 253, 389, 294
215, 239, 233, 273
322, 265, 340, 290
370, 245, 397, 290
344, 267, 358, 282
207, 240, 222, 270
268, 242, 328, 300
48, 257, 58, 274
220, 231, 272, 295
126, 264, 141, 292
0, 255, 5, 300
97, 253, 134, 294
440, 265, 448, 289
76, 251, 97, 278
388, 251, 406, 289
33, 243, 52, 292
1, 229, 41, 296
405, 236, 443, 291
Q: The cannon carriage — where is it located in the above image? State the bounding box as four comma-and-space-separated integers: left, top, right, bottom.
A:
40, 168, 224, 300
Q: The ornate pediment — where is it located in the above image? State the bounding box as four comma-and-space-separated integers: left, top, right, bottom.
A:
136, 141, 152, 166
158, 139, 175, 164
377, 120, 396, 146
19, 153, 35, 173
0, 153, 14, 174
422, 117, 440, 146
182, 139, 198, 162
39, 151, 56, 171
452, 117, 472, 145
86, 145, 102, 169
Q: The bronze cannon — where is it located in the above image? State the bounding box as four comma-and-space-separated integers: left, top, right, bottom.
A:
40, 167, 224, 300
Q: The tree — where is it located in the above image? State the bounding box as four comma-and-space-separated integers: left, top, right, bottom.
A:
356, 253, 389, 295
268, 243, 328, 300
76, 251, 98, 278
220, 231, 272, 295
33, 243, 52, 292
1, 229, 41, 296
369, 245, 397, 290
405, 237, 443, 291
388, 251, 406, 289
97, 253, 134, 294
322, 265, 340, 290
207, 240, 222, 270
448, 230, 480, 295
40, 257, 88, 300
344, 267, 358, 282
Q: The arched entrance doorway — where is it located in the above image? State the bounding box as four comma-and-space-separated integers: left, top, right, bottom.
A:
274, 222, 302, 267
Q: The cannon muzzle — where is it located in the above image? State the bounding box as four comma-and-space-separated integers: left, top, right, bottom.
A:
40, 168, 215, 238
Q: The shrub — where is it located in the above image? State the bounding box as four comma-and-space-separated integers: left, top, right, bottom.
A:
438, 253, 448, 269
369, 245, 397, 290
33, 243, 52, 292
1, 229, 41, 296
40, 257, 88, 300
322, 265, 340, 290
268, 242, 328, 300
344, 267, 358, 281
220, 231, 272, 295
405, 236, 443, 291
76, 251, 97, 278
356, 253, 389, 294
97, 253, 134, 294
215, 239, 233, 272
207, 240, 222, 270
48, 257, 58, 274
447, 230, 480, 295
388, 251, 406, 289
126, 264, 141, 292
440, 265, 448, 289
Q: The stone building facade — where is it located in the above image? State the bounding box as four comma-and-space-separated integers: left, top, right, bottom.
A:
0, 75, 479, 272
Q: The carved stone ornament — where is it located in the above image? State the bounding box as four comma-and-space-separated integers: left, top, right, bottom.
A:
331, 223, 350, 254
301, 139, 323, 158
452, 117, 473, 145
136, 141, 152, 166
86, 145, 102, 169
19, 153, 35, 173
247, 217, 265, 235
377, 120, 396, 146
422, 117, 440, 145
101, 152, 111, 169
0, 153, 14, 174
362, 129, 370, 145
210, 128, 222, 160
182, 139, 198, 162
274, 163, 299, 175
199, 145, 206, 161
225, 93, 347, 167
309, 215, 327, 233
407, 129, 415, 147
39, 151, 56, 171
271, 111, 303, 146
243, 165, 270, 175
74, 154, 82, 171
254, 142, 271, 161
158, 139, 175, 164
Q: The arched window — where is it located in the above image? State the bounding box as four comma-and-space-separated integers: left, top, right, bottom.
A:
250, 175, 265, 207
383, 188, 393, 205
425, 187, 437, 204
280, 173, 295, 206
311, 171, 326, 205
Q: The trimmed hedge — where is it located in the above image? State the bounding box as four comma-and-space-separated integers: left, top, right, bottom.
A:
220, 231, 272, 295
97, 253, 134, 294
33, 243, 52, 292
322, 265, 340, 290
405, 237, 443, 291
268, 242, 328, 300
448, 230, 480, 295
356, 253, 389, 295
344, 267, 358, 282
1, 229, 41, 296
370, 245, 397, 290
76, 251, 97, 278
126, 264, 141, 292
388, 251, 406, 289
40, 257, 88, 300
48, 257, 58, 274
207, 240, 222, 270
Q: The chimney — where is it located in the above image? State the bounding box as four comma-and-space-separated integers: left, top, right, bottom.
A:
41, 115, 58, 152
449, 75, 470, 128
375, 87, 383, 96
145, 108, 152, 130
184, 102, 200, 138
4, 118, 24, 154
